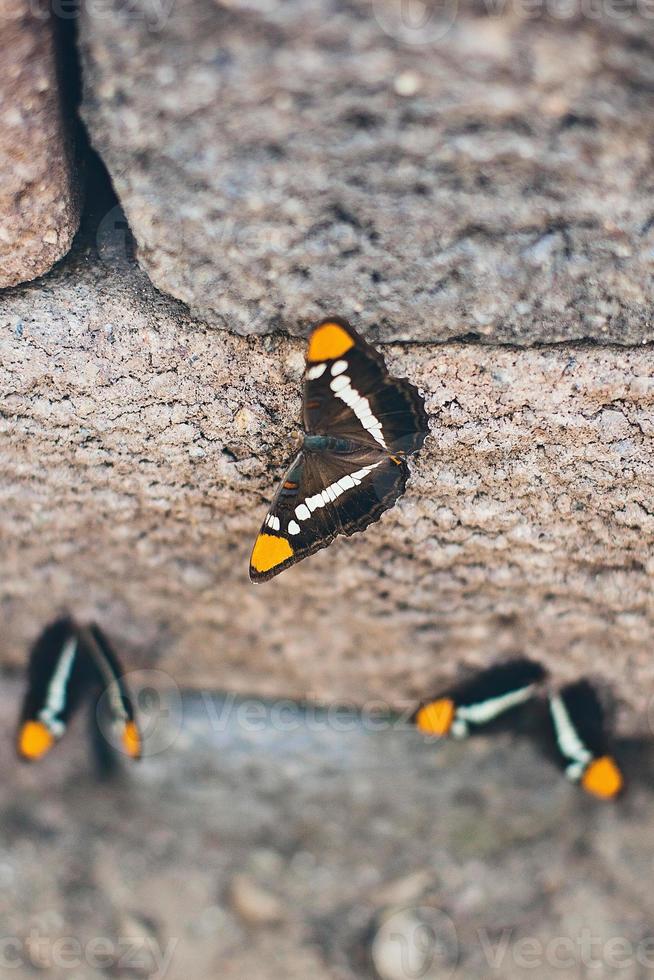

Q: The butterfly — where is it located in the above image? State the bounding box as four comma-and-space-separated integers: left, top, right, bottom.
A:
546, 680, 623, 800
413, 659, 547, 739
16, 617, 142, 762
249, 317, 429, 581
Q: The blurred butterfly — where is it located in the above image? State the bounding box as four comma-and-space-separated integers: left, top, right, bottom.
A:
250, 317, 429, 581
413, 658, 547, 739
547, 680, 623, 800
17, 617, 141, 763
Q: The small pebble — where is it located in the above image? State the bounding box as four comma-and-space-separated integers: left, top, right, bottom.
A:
394, 71, 422, 97
229, 873, 284, 925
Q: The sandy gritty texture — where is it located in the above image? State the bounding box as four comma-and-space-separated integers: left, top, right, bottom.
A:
78, 0, 654, 342
1, 684, 654, 980
0, 0, 80, 287
1, 218, 653, 732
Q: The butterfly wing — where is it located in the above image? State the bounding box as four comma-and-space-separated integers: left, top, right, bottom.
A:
303, 317, 429, 454
249, 447, 408, 582
413, 659, 546, 738
82, 624, 142, 760
17, 617, 97, 761
547, 682, 623, 799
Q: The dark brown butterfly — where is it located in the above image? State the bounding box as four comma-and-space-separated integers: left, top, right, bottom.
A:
17, 617, 141, 762
250, 317, 428, 581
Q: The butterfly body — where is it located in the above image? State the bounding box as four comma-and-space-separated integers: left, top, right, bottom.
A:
302, 434, 361, 453
250, 318, 428, 581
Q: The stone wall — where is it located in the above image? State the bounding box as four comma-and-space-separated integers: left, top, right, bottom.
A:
0, 0, 653, 731
78, 0, 654, 342
0, 0, 80, 286
1, 214, 652, 729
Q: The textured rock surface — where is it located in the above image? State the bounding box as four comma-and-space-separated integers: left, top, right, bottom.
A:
78, 0, 654, 342
1, 217, 653, 730
0, 0, 80, 287
1, 685, 654, 980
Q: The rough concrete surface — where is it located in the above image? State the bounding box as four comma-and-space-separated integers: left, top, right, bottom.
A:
1, 213, 653, 731
0, 0, 80, 287
79, 0, 654, 342
1, 684, 654, 980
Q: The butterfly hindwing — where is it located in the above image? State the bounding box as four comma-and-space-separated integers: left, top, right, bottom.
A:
250, 449, 408, 582
303, 318, 428, 454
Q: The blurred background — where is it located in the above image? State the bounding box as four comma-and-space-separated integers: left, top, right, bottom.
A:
1, 0, 654, 975
5, 680, 654, 979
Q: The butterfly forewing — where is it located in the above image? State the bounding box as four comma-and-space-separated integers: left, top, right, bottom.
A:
82, 624, 142, 759
17, 617, 98, 760
303, 318, 428, 454
547, 681, 624, 799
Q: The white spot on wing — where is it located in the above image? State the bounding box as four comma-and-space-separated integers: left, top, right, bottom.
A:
295, 504, 310, 521
307, 363, 326, 380
330, 375, 349, 393
331, 360, 348, 376
288, 520, 300, 535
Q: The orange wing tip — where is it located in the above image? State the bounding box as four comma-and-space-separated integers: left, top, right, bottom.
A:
581, 755, 624, 800
17, 720, 55, 760
307, 321, 355, 362
250, 533, 294, 576
415, 698, 455, 737
122, 720, 142, 759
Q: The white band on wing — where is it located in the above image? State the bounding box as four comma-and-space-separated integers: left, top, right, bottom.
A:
293, 461, 384, 524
